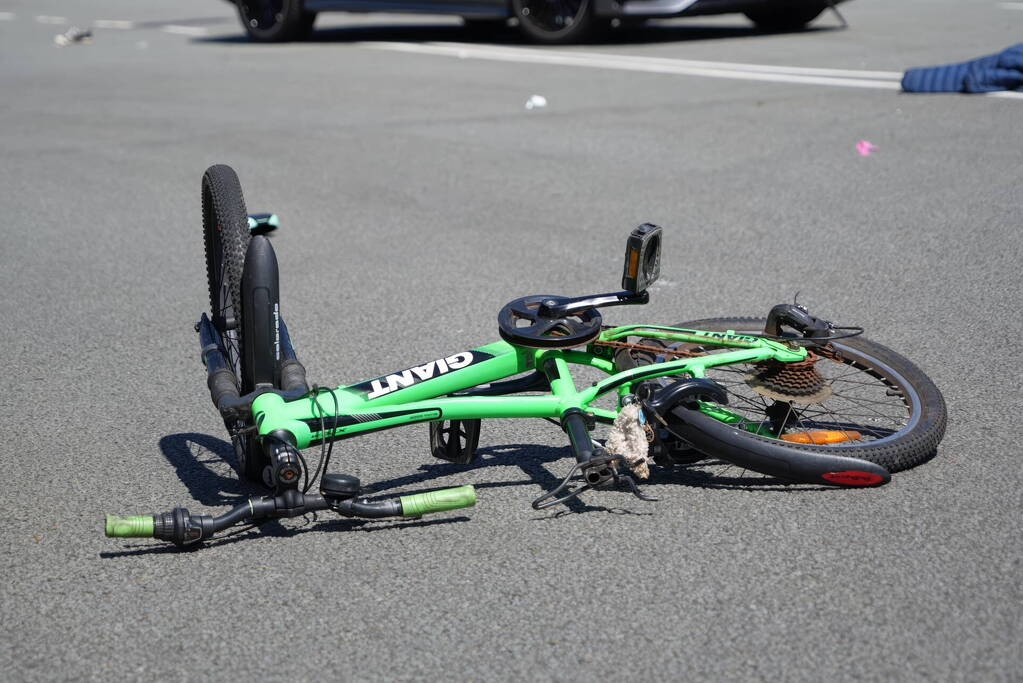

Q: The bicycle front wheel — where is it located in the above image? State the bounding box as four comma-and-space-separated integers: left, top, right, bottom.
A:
202, 164, 269, 484
202, 164, 250, 381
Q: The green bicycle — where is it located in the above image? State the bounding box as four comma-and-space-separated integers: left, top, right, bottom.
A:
105, 164, 947, 547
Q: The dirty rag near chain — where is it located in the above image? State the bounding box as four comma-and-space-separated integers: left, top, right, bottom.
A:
604, 403, 651, 479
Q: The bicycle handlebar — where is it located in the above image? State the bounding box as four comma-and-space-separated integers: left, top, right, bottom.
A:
398, 486, 477, 517
105, 514, 155, 538
105, 485, 477, 546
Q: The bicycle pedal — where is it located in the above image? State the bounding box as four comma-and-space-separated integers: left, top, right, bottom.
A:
429, 419, 481, 464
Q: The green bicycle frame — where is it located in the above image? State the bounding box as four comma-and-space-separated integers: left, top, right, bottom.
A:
251, 325, 806, 449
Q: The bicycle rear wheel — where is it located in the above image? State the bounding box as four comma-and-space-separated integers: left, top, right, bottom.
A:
202, 164, 270, 484
615, 317, 946, 481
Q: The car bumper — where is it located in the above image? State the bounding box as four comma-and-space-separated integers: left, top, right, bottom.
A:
302, 0, 844, 21
594, 0, 844, 19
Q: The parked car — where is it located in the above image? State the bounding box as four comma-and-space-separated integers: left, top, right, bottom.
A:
232, 0, 846, 45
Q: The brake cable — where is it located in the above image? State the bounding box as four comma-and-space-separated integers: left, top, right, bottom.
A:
305, 385, 340, 494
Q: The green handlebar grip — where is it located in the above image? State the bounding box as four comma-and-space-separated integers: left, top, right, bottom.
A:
105, 514, 155, 538
399, 485, 476, 517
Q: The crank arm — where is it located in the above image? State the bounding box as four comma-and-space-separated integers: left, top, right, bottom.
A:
531, 456, 658, 510
609, 472, 659, 502
532, 460, 593, 510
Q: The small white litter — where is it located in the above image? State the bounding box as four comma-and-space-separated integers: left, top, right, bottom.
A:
54, 27, 92, 46
525, 94, 547, 110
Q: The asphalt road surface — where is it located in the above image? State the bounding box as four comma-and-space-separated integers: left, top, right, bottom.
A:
2, 0, 1021, 680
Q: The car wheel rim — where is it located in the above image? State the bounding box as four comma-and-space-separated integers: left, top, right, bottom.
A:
240, 0, 285, 31
520, 0, 587, 34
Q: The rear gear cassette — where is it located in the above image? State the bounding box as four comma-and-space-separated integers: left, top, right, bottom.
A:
745, 352, 832, 404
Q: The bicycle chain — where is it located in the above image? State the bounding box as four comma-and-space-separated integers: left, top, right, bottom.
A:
594, 337, 844, 363
591, 338, 705, 359
813, 343, 844, 363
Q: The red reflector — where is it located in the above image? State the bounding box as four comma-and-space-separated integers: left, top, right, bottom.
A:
822, 470, 885, 486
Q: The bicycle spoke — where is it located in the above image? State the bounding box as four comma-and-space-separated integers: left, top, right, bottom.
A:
696, 342, 916, 447
819, 403, 868, 443
722, 389, 771, 412
797, 405, 900, 439
828, 395, 907, 423
829, 376, 897, 388
826, 365, 873, 381
828, 391, 908, 410
779, 401, 795, 435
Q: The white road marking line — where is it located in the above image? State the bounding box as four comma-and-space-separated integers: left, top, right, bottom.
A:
367, 42, 903, 90
0, 12, 16, 21
369, 42, 1021, 99
35, 15, 68, 24
429, 41, 906, 80
94, 19, 136, 29
162, 25, 209, 36
996, 2, 1023, 9
988, 90, 1023, 98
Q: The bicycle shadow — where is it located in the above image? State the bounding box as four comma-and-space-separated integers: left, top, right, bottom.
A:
158, 431, 825, 508
361, 441, 825, 511
155, 432, 634, 515
156, 432, 262, 507
644, 459, 832, 492
100, 431, 835, 557
364, 442, 645, 516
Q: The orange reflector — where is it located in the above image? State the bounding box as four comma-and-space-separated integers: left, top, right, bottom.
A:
627, 248, 639, 279
781, 429, 862, 444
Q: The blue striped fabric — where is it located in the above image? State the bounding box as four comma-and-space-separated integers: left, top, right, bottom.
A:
902, 43, 1023, 93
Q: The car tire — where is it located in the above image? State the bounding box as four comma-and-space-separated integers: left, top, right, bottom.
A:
744, 1, 827, 31
461, 17, 509, 40
237, 0, 316, 42
297, 11, 317, 39
512, 0, 605, 44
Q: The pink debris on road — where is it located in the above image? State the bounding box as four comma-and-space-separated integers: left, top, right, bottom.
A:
857, 140, 879, 157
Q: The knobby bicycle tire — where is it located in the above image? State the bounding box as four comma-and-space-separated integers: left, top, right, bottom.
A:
615, 317, 947, 478
202, 164, 271, 483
